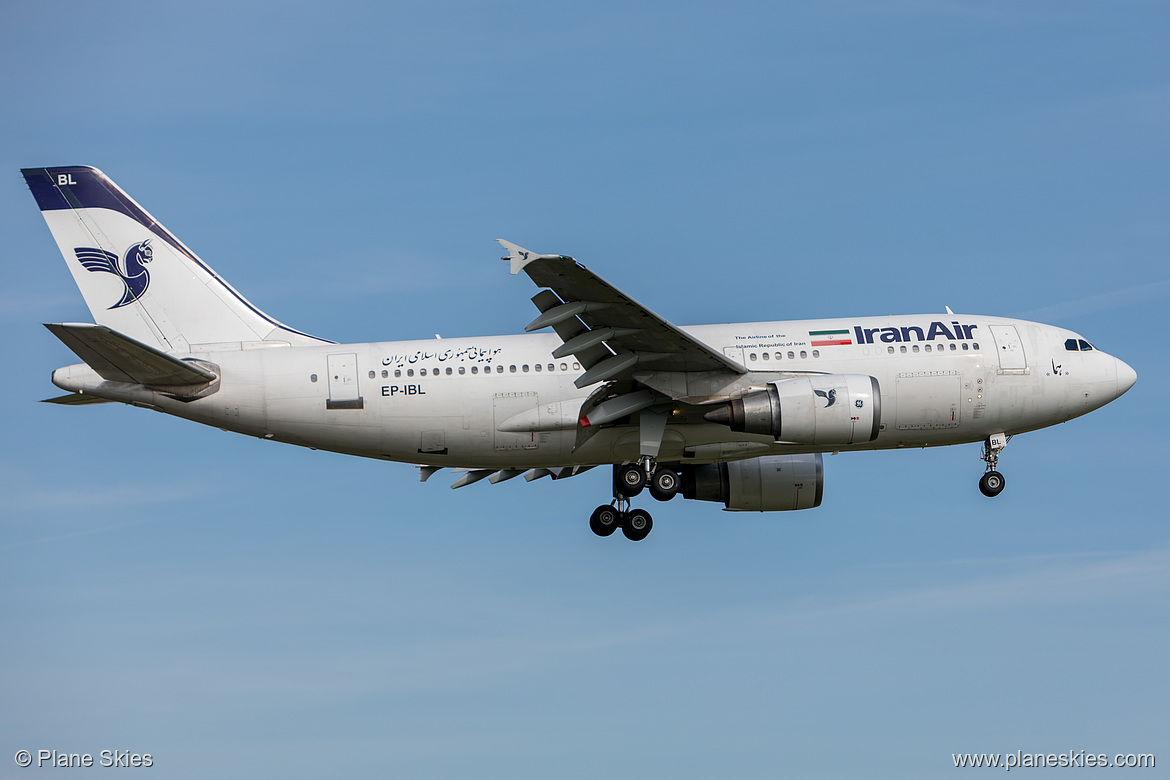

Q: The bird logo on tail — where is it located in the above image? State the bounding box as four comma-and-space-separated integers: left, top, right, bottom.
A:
74, 240, 153, 309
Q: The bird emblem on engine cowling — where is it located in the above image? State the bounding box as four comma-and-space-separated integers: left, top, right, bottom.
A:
813, 388, 837, 407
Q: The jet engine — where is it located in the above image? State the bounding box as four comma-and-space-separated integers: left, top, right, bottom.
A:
682, 454, 823, 511
703, 374, 881, 445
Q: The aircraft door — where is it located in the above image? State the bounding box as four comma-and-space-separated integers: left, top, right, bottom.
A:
326, 352, 364, 409
988, 325, 1027, 370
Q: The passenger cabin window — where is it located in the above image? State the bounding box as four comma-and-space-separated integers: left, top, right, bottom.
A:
458, 367, 465, 375
535, 364, 542, 372
812, 350, 820, 358
394, 369, 402, 378
799, 350, 807, 359
446, 367, 453, 375
471, 366, 478, 374
310, 373, 318, 382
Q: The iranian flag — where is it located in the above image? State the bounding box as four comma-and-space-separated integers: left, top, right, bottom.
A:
809, 329, 853, 346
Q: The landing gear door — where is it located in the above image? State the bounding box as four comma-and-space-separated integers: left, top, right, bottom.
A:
326, 352, 364, 410
988, 325, 1027, 370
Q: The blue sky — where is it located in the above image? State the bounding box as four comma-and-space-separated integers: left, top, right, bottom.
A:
2, 1, 1167, 777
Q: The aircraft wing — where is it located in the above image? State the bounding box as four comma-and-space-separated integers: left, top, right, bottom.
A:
499, 240, 746, 389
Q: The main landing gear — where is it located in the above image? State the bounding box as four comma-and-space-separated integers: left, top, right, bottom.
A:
589, 461, 680, 541
978, 432, 1010, 497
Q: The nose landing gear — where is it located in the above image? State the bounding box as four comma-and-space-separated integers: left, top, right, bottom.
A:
979, 433, 1010, 497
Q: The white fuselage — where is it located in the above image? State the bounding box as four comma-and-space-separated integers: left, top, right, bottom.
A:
52, 314, 1133, 469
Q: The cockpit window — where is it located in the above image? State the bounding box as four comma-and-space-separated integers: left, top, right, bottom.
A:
1066, 337, 1095, 351
1078, 339, 1094, 351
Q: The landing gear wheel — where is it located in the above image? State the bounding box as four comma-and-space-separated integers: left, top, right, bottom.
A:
648, 468, 680, 502
622, 508, 653, 541
589, 505, 621, 537
617, 464, 647, 497
979, 470, 1006, 497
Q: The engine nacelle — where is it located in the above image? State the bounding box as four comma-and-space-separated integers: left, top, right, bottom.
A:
682, 454, 823, 511
705, 374, 881, 445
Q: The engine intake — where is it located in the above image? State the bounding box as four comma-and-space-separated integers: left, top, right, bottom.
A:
704, 374, 881, 445
682, 454, 823, 511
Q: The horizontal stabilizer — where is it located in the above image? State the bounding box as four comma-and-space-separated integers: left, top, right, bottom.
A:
41, 392, 114, 406
45, 323, 217, 386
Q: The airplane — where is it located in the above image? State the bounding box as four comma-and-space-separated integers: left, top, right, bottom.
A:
23, 165, 1137, 541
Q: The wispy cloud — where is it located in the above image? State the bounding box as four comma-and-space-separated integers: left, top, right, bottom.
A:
769, 548, 1170, 626
0, 291, 82, 320
0, 517, 161, 551
1016, 278, 1170, 323
1, 482, 211, 513
165, 548, 1170, 701
831, 0, 1095, 25
0, 481, 224, 549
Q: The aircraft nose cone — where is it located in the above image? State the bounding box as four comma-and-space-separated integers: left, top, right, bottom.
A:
1116, 358, 1137, 397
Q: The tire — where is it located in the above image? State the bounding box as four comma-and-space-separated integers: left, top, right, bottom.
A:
589, 505, 620, 537
979, 470, 1006, 497
649, 468, 680, 502
617, 464, 646, 497
622, 508, 653, 541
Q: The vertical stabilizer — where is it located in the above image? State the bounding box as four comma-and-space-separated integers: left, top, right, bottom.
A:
22, 166, 329, 352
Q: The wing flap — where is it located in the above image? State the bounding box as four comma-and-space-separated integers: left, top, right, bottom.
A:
45, 323, 217, 386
